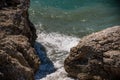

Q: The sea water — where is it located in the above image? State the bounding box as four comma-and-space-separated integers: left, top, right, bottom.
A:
29, 0, 120, 80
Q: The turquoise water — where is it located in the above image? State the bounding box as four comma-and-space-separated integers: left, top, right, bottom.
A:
29, 0, 120, 37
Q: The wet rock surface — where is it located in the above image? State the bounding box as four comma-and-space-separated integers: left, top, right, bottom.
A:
0, 0, 40, 80
64, 26, 120, 80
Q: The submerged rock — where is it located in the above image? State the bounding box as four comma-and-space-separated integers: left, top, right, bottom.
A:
0, 0, 40, 80
64, 26, 120, 80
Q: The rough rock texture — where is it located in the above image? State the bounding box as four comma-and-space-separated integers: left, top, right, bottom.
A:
64, 26, 120, 80
0, 0, 40, 80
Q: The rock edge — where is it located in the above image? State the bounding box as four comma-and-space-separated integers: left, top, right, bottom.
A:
0, 0, 40, 80
64, 26, 120, 80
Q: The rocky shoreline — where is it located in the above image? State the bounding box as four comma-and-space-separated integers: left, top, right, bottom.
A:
64, 26, 120, 80
0, 0, 40, 80
0, 0, 120, 80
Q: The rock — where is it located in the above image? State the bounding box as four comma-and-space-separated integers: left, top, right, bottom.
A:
0, 0, 40, 80
64, 26, 120, 80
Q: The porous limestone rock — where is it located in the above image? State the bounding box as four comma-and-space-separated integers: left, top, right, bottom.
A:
0, 0, 40, 80
64, 26, 120, 80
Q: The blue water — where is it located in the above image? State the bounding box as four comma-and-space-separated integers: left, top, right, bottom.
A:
29, 0, 120, 37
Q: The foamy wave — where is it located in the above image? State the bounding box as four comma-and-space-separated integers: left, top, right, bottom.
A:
39, 68, 75, 80
35, 32, 80, 80
37, 32, 79, 52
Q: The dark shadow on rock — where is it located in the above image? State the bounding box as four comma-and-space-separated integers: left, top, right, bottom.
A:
0, 0, 21, 8
34, 42, 56, 79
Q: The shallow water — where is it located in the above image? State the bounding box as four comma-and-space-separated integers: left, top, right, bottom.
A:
35, 32, 79, 80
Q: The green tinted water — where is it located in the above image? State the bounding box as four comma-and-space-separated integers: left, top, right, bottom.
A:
29, 0, 120, 37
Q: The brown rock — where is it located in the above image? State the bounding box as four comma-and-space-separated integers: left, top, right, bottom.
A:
0, 0, 40, 80
64, 26, 120, 80
0, 50, 34, 80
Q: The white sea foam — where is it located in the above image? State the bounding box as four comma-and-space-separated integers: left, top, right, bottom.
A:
37, 32, 79, 51
35, 31, 80, 80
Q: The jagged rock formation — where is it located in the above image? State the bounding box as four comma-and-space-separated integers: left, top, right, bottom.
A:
64, 26, 120, 80
0, 0, 40, 80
